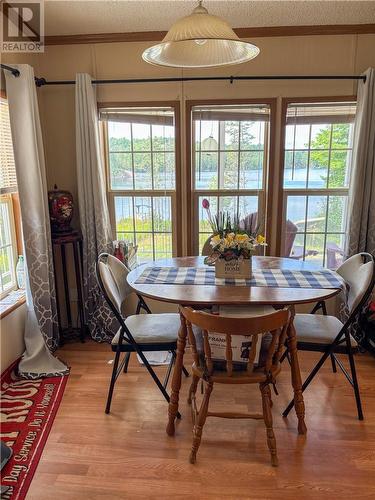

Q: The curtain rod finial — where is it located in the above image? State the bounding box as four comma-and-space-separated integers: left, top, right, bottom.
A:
35, 77, 46, 87
0, 64, 20, 77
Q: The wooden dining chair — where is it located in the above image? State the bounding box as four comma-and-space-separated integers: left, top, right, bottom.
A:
282, 252, 375, 421
96, 253, 188, 414
180, 306, 291, 466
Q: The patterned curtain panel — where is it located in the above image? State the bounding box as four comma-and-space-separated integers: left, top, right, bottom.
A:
346, 67, 375, 257
5, 65, 68, 378
75, 73, 118, 341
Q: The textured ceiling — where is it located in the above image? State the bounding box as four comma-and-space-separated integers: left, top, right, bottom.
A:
44, 0, 375, 36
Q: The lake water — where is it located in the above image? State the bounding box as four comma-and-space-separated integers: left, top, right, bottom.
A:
114, 168, 332, 225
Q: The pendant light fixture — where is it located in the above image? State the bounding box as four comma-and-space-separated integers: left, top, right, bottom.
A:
142, 1, 260, 68
202, 120, 218, 153
202, 134, 218, 152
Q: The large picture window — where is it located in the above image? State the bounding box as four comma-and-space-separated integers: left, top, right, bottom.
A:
280, 100, 356, 268
189, 103, 272, 254
101, 104, 179, 262
101, 98, 356, 264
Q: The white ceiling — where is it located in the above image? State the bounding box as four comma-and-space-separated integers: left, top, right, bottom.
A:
44, 0, 375, 36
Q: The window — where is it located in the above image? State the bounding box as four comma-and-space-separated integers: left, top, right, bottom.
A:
190, 103, 272, 254
280, 100, 356, 268
101, 104, 180, 262
0, 95, 19, 298
0, 195, 18, 297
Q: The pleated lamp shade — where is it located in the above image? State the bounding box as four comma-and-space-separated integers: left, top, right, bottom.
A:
142, 2, 260, 68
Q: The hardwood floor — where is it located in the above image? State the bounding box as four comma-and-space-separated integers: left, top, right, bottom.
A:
28, 341, 375, 499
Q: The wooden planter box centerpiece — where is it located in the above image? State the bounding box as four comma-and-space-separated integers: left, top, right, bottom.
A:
215, 257, 252, 279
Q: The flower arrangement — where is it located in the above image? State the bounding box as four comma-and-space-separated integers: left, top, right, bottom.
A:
202, 198, 266, 262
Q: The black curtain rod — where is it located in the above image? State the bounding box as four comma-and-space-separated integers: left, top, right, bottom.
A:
1, 64, 367, 86
34, 74, 367, 87
1, 64, 20, 77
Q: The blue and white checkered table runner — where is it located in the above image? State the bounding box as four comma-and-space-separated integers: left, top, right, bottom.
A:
135, 266, 346, 290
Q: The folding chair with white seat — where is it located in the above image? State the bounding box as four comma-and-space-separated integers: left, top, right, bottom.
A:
283, 252, 375, 420
96, 253, 188, 415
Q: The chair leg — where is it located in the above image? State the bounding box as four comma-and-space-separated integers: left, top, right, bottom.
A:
137, 350, 181, 419
260, 382, 278, 467
187, 374, 199, 405
283, 345, 333, 417
123, 352, 131, 373
286, 351, 291, 365
345, 333, 364, 420
321, 301, 327, 315
172, 350, 189, 378
105, 350, 121, 414
163, 352, 175, 389
280, 348, 288, 364
330, 353, 337, 373
280, 346, 291, 365
190, 381, 213, 464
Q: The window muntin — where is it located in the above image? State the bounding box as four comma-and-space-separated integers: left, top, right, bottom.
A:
192, 104, 270, 254
114, 195, 172, 262
102, 106, 177, 261
281, 102, 356, 268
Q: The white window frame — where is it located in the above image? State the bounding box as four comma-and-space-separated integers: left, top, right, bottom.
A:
102, 102, 181, 261
0, 193, 18, 298
189, 102, 273, 255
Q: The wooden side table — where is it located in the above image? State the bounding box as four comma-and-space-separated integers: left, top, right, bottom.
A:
51, 230, 86, 344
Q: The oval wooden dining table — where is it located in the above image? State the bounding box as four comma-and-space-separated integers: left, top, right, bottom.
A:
127, 256, 342, 437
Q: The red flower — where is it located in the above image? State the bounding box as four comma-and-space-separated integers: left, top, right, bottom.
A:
202, 198, 210, 209
369, 301, 375, 312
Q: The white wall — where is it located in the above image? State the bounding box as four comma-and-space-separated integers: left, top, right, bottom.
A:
0, 304, 26, 371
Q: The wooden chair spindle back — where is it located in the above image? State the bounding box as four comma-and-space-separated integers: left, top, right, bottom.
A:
180, 306, 291, 377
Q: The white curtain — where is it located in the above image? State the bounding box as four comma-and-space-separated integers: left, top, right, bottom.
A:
346, 67, 375, 257
5, 64, 68, 378
75, 73, 118, 341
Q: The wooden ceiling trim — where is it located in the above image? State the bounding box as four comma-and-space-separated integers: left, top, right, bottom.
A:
45, 23, 375, 46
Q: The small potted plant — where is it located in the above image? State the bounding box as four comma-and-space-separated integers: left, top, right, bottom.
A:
202, 199, 266, 279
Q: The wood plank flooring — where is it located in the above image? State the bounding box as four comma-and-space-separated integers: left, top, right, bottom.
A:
27, 341, 375, 499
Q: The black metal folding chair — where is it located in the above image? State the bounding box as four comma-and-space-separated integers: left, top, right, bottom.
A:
96, 253, 188, 415
282, 252, 375, 420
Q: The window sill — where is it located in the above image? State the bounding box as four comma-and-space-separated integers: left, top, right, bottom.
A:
0, 290, 26, 320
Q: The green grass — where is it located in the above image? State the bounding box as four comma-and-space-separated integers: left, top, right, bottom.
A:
116, 217, 172, 260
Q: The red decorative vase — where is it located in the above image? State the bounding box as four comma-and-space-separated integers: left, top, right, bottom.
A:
48, 185, 74, 234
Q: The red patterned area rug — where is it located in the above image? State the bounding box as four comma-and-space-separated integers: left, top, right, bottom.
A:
1, 360, 68, 499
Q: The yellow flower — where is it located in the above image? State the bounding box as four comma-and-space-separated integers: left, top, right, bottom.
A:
211, 235, 221, 244
256, 234, 266, 244
235, 234, 249, 243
